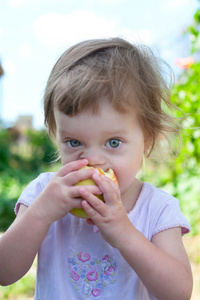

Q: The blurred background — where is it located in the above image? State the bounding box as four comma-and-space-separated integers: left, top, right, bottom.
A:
0, 0, 200, 299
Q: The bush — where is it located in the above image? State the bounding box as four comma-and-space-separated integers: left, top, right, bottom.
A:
0, 128, 59, 231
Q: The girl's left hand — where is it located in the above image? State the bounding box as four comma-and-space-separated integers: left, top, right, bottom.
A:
79, 172, 134, 249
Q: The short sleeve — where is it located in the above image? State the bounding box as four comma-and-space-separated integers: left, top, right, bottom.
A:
152, 196, 190, 236
14, 172, 55, 215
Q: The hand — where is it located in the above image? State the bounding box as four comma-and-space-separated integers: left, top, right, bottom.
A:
79, 173, 134, 249
30, 159, 101, 226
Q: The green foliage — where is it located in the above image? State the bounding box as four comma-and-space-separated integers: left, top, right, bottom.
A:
170, 62, 200, 235
187, 7, 200, 53
171, 62, 200, 173
0, 128, 59, 231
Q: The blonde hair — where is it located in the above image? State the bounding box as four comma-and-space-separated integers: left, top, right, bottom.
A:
43, 37, 179, 157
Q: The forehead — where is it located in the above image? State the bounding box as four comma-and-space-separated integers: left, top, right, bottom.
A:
54, 100, 141, 138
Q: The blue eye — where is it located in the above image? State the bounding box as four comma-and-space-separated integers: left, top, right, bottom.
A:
67, 140, 82, 147
107, 139, 121, 148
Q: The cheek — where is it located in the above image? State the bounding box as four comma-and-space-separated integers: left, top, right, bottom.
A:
59, 147, 82, 166
115, 164, 138, 191
57, 145, 71, 165
114, 151, 144, 192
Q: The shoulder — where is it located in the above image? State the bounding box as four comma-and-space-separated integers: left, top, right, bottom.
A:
129, 182, 190, 237
15, 172, 55, 214
23, 172, 55, 193
132, 182, 179, 215
141, 182, 182, 209
34, 172, 55, 184
143, 182, 175, 200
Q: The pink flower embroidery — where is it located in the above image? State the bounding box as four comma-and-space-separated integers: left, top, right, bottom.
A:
71, 270, 80, 281
86, 270, 98, 281
105, 266, 116, 276
102, 255, 110, 261
68, 251, 117, 296
92, 288, 101, 297
78, 252, 90, 262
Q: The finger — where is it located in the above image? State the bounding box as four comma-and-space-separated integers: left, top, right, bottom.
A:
79, 188, 107, 217
63, 167, 99, 186
92, 173, 120, 204
57, 159, 88, 177
81, 199, 102, 220
69, 198, 84, 209
69, 185, 102, 198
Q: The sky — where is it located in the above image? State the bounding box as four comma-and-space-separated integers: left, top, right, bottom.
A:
0, 0, 198, 129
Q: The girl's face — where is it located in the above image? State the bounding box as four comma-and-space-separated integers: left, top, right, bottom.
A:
55, 99, 147, 209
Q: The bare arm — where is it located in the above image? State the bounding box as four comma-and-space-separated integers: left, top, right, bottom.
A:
0, 204, 51, 286
118, 227, 193, 300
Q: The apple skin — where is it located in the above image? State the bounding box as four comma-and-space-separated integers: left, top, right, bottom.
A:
69, 167, 117, 219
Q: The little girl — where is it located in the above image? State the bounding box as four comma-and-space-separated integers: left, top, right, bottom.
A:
0, 37, 193, 299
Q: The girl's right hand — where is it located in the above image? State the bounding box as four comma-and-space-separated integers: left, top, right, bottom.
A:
30, 159, 101, 226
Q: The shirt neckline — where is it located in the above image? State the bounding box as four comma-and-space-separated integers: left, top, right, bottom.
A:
127, 182, 150, 220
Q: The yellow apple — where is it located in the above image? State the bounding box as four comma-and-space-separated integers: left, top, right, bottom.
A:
69, 166, 117, 219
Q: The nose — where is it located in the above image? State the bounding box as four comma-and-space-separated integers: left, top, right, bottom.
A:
80, 149, 105, 167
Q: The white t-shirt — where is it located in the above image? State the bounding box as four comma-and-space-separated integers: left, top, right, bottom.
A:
15, 173, 190, 300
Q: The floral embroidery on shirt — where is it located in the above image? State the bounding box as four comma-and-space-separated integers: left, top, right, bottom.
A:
68, 251, 117, 297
